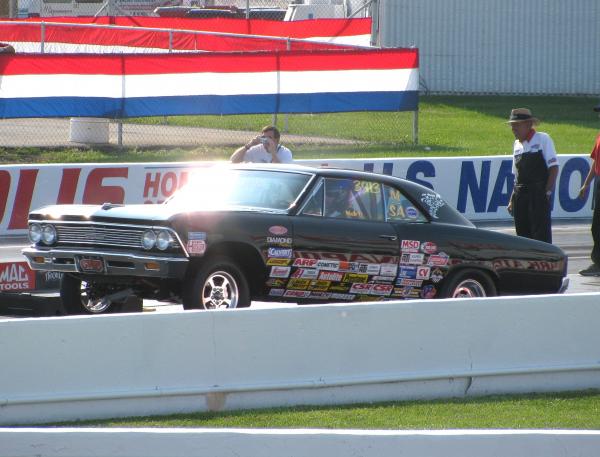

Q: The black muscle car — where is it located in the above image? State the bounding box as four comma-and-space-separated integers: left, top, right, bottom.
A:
22, 164, 568, 314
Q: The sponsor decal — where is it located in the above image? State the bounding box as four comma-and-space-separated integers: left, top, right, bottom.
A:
338, 261, 360, 272
401, 239, 420, 252
328, 282, 351, 292
268, 225, 288, 236
266, 278, 287, 288
270, 266, 291, 278
380, 263, 398, 277
398, 266, 417, 278
343, 273, 369, 283
350, 283, 374, 294
370, 283, 393, 296
392, 286, 421, 299
0, 262, 35, 291
358, 263, 381, 275
397, 278, 423, 287
268, 247, 293, 258
400, 253, 425, 265
421, 284, 437, 299
187, 231, 207, 255
309, 292, 332, 300
330, 293, 355, 301
371, 275, 394, 283
269, 288, 285, 297
267, 258, 291, 266
430, 268, 444, 283
284, 290, 311, 298
309, 280, 331, 291
420, 193, 446, 219
315, 260, 340, 271
292, 268, 319, 279
293, 258, 318, 268
267, 236, 293, 246
427, 252, 450, 266
287, 278, 311, 290
416, 266, 431, 280
420, 241, 437, 254
406, 207, 418, 219
318, 271, 343, 282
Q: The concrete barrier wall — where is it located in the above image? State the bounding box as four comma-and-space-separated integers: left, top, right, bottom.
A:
1, 293, 600, 425
2, 429, 600, 457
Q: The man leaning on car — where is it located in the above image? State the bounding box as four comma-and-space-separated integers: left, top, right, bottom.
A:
231, 125, 293, 164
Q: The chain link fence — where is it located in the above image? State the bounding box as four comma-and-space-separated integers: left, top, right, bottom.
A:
1, 0, 417, 151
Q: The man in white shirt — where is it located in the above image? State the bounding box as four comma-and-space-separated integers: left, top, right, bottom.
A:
230, 125, 293, 164
506, 108, 558, 243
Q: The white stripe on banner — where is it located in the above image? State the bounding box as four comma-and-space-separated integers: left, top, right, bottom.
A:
0, 69, 417, 99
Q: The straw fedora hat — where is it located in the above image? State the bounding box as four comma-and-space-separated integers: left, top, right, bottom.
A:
507, 108, 540, 124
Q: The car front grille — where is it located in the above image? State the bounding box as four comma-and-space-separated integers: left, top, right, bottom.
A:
54, 223, 180, 250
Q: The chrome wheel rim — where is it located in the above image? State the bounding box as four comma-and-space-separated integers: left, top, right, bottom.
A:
202, 271, 239, 309
451, 279, 486, 298
81, 281, 111, 313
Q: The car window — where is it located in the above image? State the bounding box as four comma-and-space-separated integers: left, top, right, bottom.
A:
299, 181, 324, 216
384, 184, 427, 222
167, 169, 312, 211
323, 178, 384, 221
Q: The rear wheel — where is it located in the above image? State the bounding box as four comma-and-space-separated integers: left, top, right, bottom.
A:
183, 256, 250, 310
60, 274, 125, 315
439, 269, 497, 298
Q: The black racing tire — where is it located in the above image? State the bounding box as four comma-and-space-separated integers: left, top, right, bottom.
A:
60, 274, 123, 315
439, 268, 497, 298
183, 256, 251, 310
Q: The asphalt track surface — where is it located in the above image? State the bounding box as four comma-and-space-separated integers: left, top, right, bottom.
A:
0, 220, 598, 318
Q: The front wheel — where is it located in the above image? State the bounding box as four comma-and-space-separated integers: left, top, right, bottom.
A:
183, 256, 250, 310
439, 269, 497, 298
60, 274, 124, 315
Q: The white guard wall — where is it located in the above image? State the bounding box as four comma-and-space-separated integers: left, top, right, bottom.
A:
1, 294, 600, 425
0, 155, 592, 236
377, 0, 600, 95
3, 429, 600, 457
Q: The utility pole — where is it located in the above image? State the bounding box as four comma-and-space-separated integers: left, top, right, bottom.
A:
9, 0, 18, 17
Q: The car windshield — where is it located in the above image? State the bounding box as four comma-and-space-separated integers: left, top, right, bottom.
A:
166, 168, 313, 211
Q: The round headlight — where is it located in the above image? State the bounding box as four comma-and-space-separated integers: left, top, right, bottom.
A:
41, 224, 57, 245
29, 223, 42, 243
156, 230, 172, 251
141, 230, 157, 250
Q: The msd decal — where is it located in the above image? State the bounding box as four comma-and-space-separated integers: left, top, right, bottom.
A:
401, 239, 420, 252
0, 262, 36, 291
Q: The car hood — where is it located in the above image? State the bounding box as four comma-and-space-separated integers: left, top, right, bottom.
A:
29, 203, 181, 224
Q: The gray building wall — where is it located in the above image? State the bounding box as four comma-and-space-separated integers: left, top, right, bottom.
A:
376, 0, 600, 95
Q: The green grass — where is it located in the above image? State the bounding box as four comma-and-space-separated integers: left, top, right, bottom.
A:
2, 95, 598, 164
48, 390, 600, 429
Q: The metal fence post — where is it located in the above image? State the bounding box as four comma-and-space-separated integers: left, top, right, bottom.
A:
412, 109, 419, 145
40, 22, 45, 53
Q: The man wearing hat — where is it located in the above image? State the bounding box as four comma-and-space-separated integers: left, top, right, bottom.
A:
506, 108, 559, 243
577, 104, 600, 276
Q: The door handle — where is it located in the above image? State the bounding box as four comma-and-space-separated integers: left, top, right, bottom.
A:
379, 234, 397, 241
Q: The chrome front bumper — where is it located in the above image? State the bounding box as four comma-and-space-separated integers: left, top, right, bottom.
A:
22, 247, 189, 279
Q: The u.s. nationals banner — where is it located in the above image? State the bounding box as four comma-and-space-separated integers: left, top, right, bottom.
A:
0, 48, 419, 118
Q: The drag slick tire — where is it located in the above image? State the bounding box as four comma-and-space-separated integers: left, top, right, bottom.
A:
183, 256, 250, 310
60, 274, 124, 315
439, 268, 497, 298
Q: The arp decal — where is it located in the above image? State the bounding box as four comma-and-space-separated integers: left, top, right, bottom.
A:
293, 258, 319, 268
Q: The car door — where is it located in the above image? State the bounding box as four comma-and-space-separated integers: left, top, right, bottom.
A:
382, 183, 449, 299
289, 177, 400, 302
